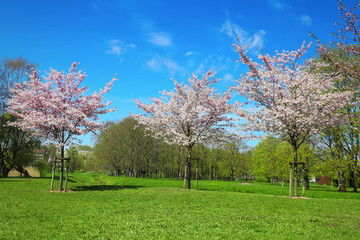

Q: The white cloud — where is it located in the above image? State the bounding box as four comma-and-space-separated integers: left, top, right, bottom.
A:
106, 39, 135, 56
297, 14, 312, 26
146, 54, 181, 75
148, 32, 172, 47
185, 51, 195, 56
268, 0, 285, 11
194, 54, 233, 75
220, 20, 266, 50
223, 73, 235, 83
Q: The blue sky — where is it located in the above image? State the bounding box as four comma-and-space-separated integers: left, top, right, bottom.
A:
0, 0, 349, 146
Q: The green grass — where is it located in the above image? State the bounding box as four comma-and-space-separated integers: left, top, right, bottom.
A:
1, 173, 360, 239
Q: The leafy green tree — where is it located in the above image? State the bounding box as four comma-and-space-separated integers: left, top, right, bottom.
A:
93, 117, 162, 177
252, 137, 280, 184
0, 57, 36, 177
0, 113, 40, 176
219, 140, 251, 181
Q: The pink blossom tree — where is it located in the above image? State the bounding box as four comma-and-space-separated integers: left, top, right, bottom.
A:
314, 1, 360, 192
7, 62, 116, 191
132, 70, 235, 189
232, 42, 352, 197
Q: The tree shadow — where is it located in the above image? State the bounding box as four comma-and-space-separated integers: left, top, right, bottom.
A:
38, 176, 77, 183
72, 184, 144, 192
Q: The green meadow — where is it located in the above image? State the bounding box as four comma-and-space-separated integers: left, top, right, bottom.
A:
1, 174, 360, 240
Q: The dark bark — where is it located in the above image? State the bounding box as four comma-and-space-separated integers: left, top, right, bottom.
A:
50, 160, 55, 191
304, 163, 310, 190
58, 145, 64, 191
289, 163, 293, 197
195, 158, 198, 190
64, 159, 70, 192
183, 159, 188, 189
338, 170, 347, 192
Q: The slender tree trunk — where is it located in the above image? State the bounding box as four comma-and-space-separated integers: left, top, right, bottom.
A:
59, 145, 64, 192
304, 158, 310, 190
187, 154, 192, 189
195, 158, 198, 190
50, 159, 56, 191
302, 164, 305, 197
64, 158, 70, 192
353, 172, 357, 192
338, 170, 347, 192
215, 165, 219, 180
351, 162, 357, 192
293, 147, 299, 197
183, 159, 188, 189
289, 162, 292, 197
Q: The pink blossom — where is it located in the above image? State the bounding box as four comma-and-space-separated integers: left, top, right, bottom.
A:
7, 62, 117, 147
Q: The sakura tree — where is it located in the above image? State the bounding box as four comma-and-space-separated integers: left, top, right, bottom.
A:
7, 62, 116, 191
232, 41, 352, 197
316, 1, 360, 192
132, 70, 235, 189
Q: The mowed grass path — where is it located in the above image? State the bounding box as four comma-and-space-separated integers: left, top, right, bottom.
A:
1, 174, 360, 239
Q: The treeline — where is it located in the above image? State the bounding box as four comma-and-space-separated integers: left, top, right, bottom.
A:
92, 118, 360, 192
93, 117, 252, 181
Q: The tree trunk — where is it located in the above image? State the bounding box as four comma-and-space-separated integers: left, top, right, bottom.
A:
64, 158, 70, 192
183, 159, 188, 189
59, 145, 64, 192
304, 157, 310, 190
195, 158, 198, 190
353, 172, 357, 192
289, 162, 292, 197
50, 159, 56, 191
302, 164, 305, 197
0, 164, 11, 177
293, 147, 299, 197
350, 166, 357, 192
338, 170, 347, 192
187, 157, 192, 190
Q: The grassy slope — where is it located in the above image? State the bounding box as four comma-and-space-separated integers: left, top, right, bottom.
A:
1, 174, 360, 240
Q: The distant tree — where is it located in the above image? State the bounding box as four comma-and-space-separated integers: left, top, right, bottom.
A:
94, 118, 162, 177
78, 145, 93, 151
220, 140, 251, 181
7, 62, 116, 191
132, 70, 235, 189
0, 56, 36, 177
232, 41, 352, 197
252, 137, 281, 184
66, 145, 82, 174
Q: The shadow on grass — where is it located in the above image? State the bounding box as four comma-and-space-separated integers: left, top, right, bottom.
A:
72, 184, 144, 192
0, 177, 75, 182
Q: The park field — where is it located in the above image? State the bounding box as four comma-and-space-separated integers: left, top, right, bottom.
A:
1, 174, 360, 240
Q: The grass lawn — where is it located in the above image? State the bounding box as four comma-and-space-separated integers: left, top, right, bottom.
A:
1, 173, 360, 239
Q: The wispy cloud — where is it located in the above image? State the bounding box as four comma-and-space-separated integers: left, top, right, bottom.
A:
268, 0, 285, 11
185, 51, 195, 56
194, 54, 233, 75
147, 32, 172, 47
222, 73, 235, 84
220, 20, 266, 50
106, 39, 136, 56
297, 14, 312, 26
146, 54, 181, 75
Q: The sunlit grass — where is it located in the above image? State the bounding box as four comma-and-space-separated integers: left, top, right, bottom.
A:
1, 173, 359, 239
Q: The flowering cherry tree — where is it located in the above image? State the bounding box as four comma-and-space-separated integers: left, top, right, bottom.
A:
314, 1, 360, 192
132, 70, 235, 189
232, 42, 352, 197
7, 62, 116, 191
